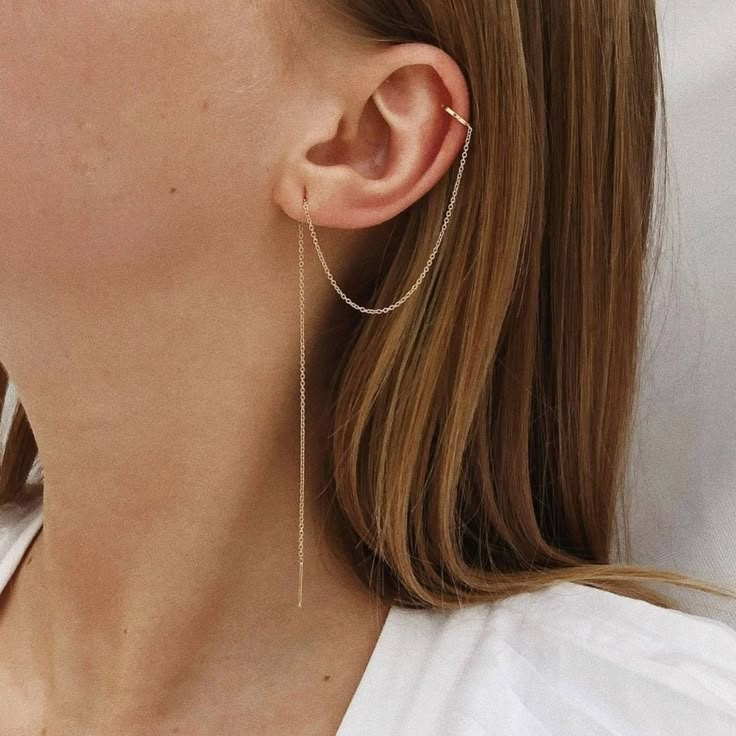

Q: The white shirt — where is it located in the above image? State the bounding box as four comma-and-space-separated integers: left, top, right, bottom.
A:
2, 495, 736, 735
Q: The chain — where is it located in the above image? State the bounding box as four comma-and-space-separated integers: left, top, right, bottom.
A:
300, 121, 472, 314
298, 211, 306, 607
296, 105, 472, 607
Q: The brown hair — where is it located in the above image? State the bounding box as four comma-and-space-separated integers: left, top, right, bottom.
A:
2, 0, 735, 613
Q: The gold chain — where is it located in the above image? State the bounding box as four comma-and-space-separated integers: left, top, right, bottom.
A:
296, 105, 473, 607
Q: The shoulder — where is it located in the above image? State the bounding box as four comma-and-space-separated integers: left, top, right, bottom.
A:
391, 581, 736, 735
482, 578, 736, 652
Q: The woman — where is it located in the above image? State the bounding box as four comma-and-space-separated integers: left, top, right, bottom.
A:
0, 1, 734, 734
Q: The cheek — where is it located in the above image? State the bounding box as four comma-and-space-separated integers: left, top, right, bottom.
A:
0, 2, 281, 283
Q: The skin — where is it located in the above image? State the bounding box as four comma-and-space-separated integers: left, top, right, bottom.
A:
0, 1, 469, 734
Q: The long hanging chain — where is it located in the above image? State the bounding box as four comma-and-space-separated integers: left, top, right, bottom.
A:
296, 105, 472, 607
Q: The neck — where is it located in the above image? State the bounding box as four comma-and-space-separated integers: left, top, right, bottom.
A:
0, 227, 388, 733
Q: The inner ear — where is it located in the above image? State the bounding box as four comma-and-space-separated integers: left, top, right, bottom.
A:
306, 96, 391, 180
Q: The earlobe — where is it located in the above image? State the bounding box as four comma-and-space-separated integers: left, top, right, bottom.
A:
273, 43, 472, 231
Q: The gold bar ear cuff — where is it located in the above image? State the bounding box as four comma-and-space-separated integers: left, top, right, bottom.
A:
442, 105, 471, 130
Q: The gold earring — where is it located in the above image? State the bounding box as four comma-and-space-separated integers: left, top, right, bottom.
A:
296, 104, 473, 608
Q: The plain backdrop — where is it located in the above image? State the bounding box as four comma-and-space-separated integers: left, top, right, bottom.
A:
1, 1, 735, 629
616, 0, 736, 629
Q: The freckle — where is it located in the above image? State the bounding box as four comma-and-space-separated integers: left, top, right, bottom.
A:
123, 627, 128, 635
323, 674, 331, 681
201, 98, 209, 111
170, 187, 177, 194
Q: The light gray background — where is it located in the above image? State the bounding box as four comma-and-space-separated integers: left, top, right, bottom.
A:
2, 0, 735, 628
616, 0, 736, 628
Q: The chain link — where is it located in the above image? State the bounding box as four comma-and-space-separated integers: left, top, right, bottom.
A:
296, 106, 473, 607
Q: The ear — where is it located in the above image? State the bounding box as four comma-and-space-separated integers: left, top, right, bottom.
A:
272, 42, 471, 230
